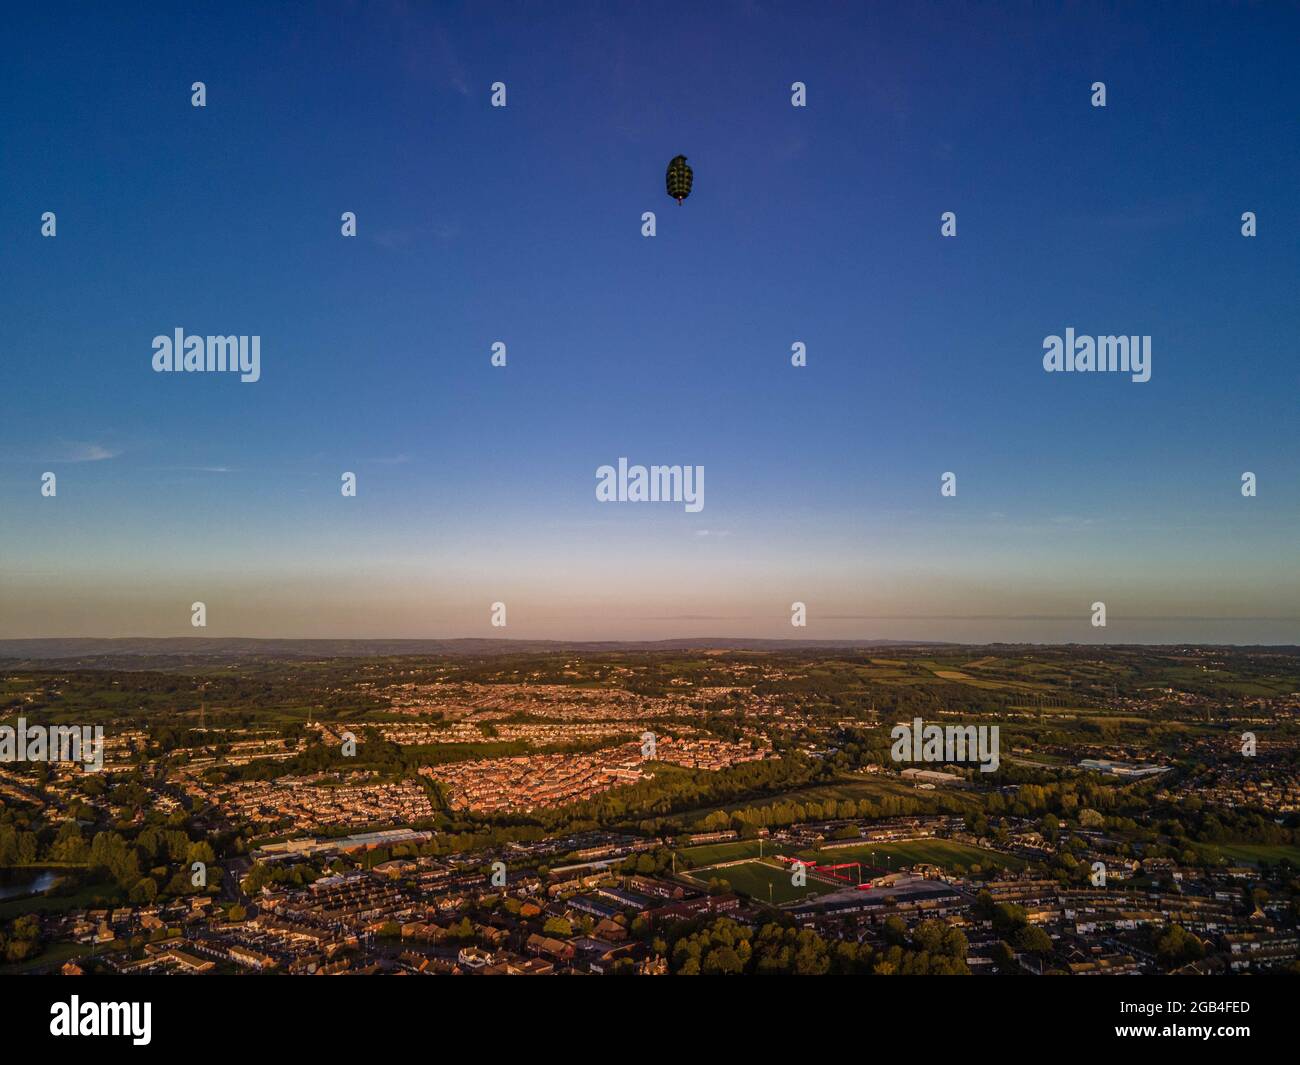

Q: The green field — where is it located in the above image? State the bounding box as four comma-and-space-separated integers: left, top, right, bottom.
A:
679, 835, 1028, 876
1193, 843, 1300, 868
685, 858, 842, 905
677, 840, 777, 866
798, 838, 1026, 873
0, 879, 123, 921
672, 773, 984, 826
0, 939, 104, 975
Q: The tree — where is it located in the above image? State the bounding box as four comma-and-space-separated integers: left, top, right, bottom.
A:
704, 945, 744, 974
1155, 924, 1204, 964
992, 902, 1028, 935
992, 940, 1016, 972
187, 840, 216, 866
50, 821, 88, 863
1013, 925, 1053, 955
542, 916, 572, 938
129, 877, 158, 905
882, 915, 908, 946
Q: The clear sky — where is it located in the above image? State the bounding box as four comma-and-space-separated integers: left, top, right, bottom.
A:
1, 1, 1297, 643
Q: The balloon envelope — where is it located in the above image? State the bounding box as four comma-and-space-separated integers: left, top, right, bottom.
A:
666, 155, 693, 204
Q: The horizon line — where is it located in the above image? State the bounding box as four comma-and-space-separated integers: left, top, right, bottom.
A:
1, 635, 1298, 651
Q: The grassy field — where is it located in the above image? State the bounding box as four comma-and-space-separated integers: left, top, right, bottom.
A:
782, 776, 985, 810
1193, 843, 1300, 867
679, 835, 1028, 876
678, 773, 986, 824
0, 881, 124, 921
677, 840, 777, 866
798, 838, 1027, 873
684, 858, 841, 905
0, 939, 100, 975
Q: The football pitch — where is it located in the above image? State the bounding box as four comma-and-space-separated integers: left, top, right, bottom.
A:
678, 839, 774, 866
685, 858, 843, 905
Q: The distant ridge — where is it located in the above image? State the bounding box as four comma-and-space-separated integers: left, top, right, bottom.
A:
0, 637, 1293, 670
0, 635, 950, 667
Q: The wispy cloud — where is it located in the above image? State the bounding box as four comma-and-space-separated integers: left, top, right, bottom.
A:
53, 441, 121, 463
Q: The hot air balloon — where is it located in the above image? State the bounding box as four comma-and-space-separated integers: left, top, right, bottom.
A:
666, 155, 693, 204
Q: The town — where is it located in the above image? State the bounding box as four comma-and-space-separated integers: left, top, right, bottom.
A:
0, 642, 1297, 978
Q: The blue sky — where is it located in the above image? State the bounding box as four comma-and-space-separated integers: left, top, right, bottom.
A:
1, 1, 1297, 642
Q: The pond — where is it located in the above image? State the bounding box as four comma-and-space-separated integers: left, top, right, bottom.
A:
0, 870, 59, 901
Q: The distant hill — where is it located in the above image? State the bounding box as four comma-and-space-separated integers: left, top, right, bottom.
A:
1, 637, 1291, 671
0, 635, 950, 668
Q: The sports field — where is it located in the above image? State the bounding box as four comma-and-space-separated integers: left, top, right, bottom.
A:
798, 838, 1026, 873
1193, 843, 1300, 867
685, 858, 842, 905
677, 840, 775, 866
